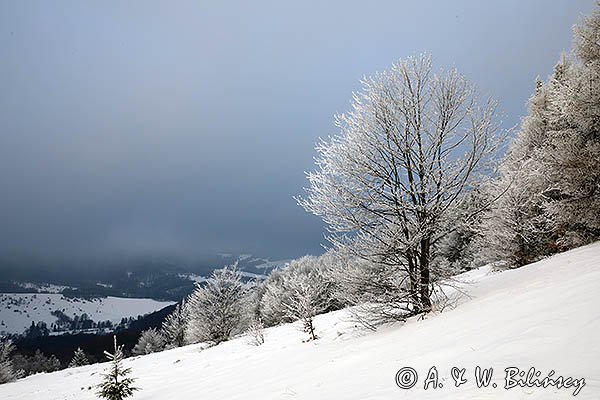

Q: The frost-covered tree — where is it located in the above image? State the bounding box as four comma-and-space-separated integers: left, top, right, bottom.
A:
479, 76, 557, 267
435, 188, 491, 271
244, 318, 265, 346
479, 171, 552, 267
68, 347, 89, 368
258, 270, 289, 327
280, 262, 332, 341
282, 274, 330, 341
574, 3, 600, 66
543, 6, 600, 247
132, 328, 165, 356
0, 338, 22, 384
185, 264, 248, 345
97, 336, 138, 400
298, 55, 501, 312
482, 4, 600, 263
161, 300, 188, 349
324, 250, 412, 327
259, 271, 283, 317
259, 255, 337, 328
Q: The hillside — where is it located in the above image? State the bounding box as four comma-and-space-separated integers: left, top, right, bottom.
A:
0, 294, 174, 335
1, 243, 599, 399
0, 254, 287, 302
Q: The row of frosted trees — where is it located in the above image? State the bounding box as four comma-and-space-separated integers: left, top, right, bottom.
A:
134, 257, 337, 351
479, 8, 600, 267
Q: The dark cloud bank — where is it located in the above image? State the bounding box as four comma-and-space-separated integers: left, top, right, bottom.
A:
0, 1, 595, 272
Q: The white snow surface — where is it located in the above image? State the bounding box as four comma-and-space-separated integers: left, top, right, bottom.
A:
10, 282, 74, 293
2, 243, 600, 399
0, 294, 174, 335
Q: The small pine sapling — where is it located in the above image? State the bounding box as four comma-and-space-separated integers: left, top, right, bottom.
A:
97, 336, 139, 400
69, 347, 89, 368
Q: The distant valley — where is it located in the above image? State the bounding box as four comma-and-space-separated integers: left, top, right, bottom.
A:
0, 253, 287, 337
0, 293, 174, 336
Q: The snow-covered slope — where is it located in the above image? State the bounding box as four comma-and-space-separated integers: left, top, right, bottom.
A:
2, 243, 600, 399
0, 294, 174, 335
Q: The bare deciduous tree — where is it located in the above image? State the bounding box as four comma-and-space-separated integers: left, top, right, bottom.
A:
299, 54, 501, 313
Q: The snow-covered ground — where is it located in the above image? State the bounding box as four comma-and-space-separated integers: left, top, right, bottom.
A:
253, 258, 289, 271
0, 294, 174, 335
9, 282, 75, 293
2, 243, 599, 399
179, 271, 268, 284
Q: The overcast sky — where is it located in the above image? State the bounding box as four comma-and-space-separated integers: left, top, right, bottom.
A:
0, 0, 596, 267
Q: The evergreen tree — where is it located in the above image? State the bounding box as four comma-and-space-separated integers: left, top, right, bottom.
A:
47, 354, 61, 372
68, 347, 89, 368
24, 349, 61, 374
543, 6, 600, 247
480, 61, 570, 267
481, 4, 600, 265
97, 336, 138, 400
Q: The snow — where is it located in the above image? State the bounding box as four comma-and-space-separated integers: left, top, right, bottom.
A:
253, 259, 289, 271
95, 283, 113, 289
177, 273, 207, 285
179, 270, 267, 284
10, 282, 74, 293
0, 294, 174, 335
238, 271, 268, 280
2, 243, 599, 399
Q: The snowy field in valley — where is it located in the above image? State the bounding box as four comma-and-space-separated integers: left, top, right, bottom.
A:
0, 294, 174, 335
1, 243, 599, 399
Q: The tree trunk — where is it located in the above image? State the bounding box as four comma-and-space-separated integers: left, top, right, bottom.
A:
407, 254, 421, 313
419, 238, 432, 312
305, 318, 316, 341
